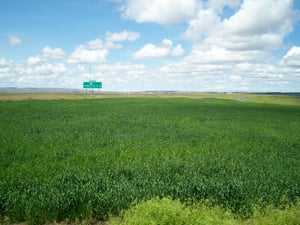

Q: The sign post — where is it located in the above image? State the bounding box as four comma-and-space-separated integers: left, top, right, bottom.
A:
83, 80, 102, 93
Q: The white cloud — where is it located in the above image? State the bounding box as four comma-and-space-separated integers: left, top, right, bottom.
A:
104, 30, 140, 49
26, 45, 65, 66
219, 0, 295, 50
206, 33, 283, 51
185, 45, 270, 65
159, 56, 298, 92
183, 9, 221, 42
172, 45, 185, 57
68, 30, 140, 64
119, 0, 198, 25
157, 40, 300, 92
183, 0, 296, 51
0, 58, 12, 77
8, 36, 22, 46
33, 63, 68, 76
0, 59, 72, 88
95, 62, 147, 78
106, 30, 140, 42
0, 58, 10, 68
223, 0, 294, 36
86, 31, 140, 50
68, 45, 108, 64
134, 39, 184, 59
91, 62, 148, 91
27, 55, 45, 66
281, 46, 300, 67
87, 39, 105, 50
42, 46, 65, 59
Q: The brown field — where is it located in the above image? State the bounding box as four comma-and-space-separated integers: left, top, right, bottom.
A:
0, 92, 299, 106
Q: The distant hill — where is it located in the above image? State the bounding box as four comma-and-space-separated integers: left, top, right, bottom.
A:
0, 87, 82, 93
0, 87, 299, 97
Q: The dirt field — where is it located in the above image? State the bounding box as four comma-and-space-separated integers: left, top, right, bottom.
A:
0, 92, 299, 106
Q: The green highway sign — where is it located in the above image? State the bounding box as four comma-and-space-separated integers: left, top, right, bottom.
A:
83, 81, 102, 89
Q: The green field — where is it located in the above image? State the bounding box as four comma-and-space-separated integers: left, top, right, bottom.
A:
0, 96, 299, 224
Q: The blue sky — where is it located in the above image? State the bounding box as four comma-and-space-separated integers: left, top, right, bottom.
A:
0, 0, 300, 92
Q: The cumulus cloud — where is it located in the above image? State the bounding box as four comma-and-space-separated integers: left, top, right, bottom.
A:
0, 58, 12, 79
183, 8, 221, 42
205, 33, 283, 51
134, 39, 184, 59
86, 30, 140, 50
68, 45, 108, 64
119, 0, 198, 25
68, 30, 140, 64
0, 58, 11, 68
27, 56, 45, 66
90, 62, 148, 91
281, 46, 300, 67
95, 62, 147, 78
31, 63, 68, 76
42, 46, 65, 59
8, 36, 22, 46
105, 30, 140, 49
106, 30, 140, 42
223, 0, 294, 36
87, 39, 105, 50
183, 0, 296, 51
227, 0, 294, 50
27, 46, 65, 66
159, 57, 297, 92
157, 41, 300, 92
0, 59, 71, 88
186, 45, 270, 64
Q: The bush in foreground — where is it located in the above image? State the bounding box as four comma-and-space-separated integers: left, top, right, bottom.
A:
110, 197, 300, 225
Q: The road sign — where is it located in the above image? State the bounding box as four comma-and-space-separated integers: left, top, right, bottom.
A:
83, 81, 102, 89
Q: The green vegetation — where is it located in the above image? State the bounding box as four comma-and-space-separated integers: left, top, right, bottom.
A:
111, 197, 238, 225
111, 197, 300, 225
0, 97, 299, 224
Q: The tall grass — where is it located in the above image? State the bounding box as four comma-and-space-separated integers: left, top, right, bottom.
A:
111, 197, 300, 225
0, 98, 299, 224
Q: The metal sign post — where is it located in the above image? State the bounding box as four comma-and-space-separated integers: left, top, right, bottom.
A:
83, 80, 102, 93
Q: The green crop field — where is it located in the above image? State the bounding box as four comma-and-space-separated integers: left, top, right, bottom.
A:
0, 96, 299, 224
